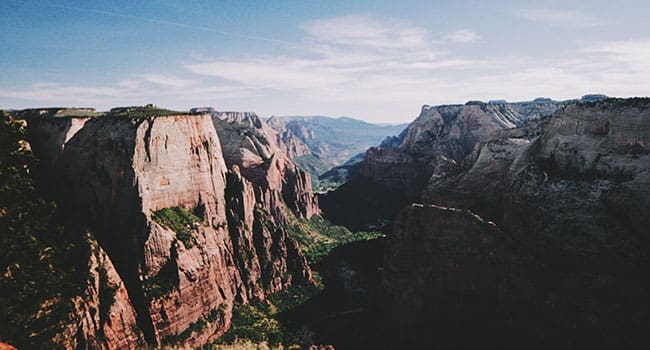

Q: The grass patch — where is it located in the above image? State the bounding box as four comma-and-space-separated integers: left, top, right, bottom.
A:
285, 214, 385, 264
215, 282, 323, 348
151, 206, 201, 248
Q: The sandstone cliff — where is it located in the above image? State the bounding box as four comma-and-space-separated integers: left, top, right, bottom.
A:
22, 108, 318, 349
212, 111, 320, 220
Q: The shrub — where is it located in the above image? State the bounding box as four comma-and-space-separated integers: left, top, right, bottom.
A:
151, 207, 201, 248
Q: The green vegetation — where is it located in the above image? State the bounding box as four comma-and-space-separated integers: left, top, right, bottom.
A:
208, 340, 286, 350
0, 112, 88, 348
286, 215, 385, 264
151, 206, 201, 248
52, 108, 104, 118
163, 304, 227, 345
266, 278, 323, 312
217, 303, 284, 346
9, 105, 189, 120
105, 105, 187, 119
304, 231, 384, 264
214, 280, 323, 348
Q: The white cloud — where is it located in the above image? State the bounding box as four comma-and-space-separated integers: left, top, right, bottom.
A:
445, 29, 481, 43
184, 14, 480, 112
138, 74, 197, 89
301, 14, 431, 50
0, 77, 256, 111
4, 14, 649, 123
510, 8, 606, 27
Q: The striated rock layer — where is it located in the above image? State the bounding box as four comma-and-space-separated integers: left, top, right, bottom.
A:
360, 100, 564, 196
213, 112, 320, 220
379, 98, 650, 348
23, 111, 318, 349
321, 99, 564, 229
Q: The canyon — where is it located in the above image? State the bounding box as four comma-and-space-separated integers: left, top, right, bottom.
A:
266, 116, 406, 190
1, 95, 649, 349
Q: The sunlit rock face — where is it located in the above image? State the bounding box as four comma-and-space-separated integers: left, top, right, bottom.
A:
24, 111, 317, 349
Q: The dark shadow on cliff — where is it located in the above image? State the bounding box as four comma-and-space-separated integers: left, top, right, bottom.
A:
318, 179, 412, 232
277, 238, 386, 349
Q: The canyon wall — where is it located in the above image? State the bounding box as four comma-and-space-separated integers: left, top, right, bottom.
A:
379, 98, 650, 348
320, 99, 564, 229
23, 110, 319, 349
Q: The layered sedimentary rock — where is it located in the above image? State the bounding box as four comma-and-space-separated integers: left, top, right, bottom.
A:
359, 100, 564, 196
56, 238, 143, 349
379, 98, 650, 347
213, 112, 320, 220
23, 110, 318, 349
321, 99, 564, 229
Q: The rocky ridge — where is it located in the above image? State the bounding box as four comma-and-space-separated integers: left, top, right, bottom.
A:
320, 98, 566, 229
21, 108, 320, 349
378, 98, 650, 347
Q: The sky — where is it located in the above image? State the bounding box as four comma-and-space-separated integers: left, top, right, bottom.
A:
1, 0, 649, 123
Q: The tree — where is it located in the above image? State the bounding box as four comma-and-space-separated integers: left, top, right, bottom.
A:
0, 112, 82, 347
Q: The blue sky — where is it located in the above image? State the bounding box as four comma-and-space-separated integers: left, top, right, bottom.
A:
1, 0, 649, 122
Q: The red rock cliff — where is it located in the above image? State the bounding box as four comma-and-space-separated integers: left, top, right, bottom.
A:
24, 111, 317, 349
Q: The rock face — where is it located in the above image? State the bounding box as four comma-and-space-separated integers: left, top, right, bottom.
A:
381, 204, 532, 348
379, 98, 650, 348
321, 99, 564, 229
212, 112, 320, 220
23, 111, 318, 349
359, 100, 564, 196
56, 238, 143, 350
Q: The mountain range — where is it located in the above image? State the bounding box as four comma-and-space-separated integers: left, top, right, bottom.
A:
266, 115, 406, 189
2, 93, 649, 349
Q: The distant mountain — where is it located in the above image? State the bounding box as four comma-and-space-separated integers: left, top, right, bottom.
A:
266, 115, 407, 188
320, 97, 570, 229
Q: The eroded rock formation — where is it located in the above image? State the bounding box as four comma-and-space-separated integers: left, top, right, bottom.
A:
22, 110, 319, 349
379, 98, 650, 348
321, 99, 564, 229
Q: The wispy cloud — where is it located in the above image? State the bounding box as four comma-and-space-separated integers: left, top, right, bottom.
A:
510, 8, 606, 27
137, 74, 197, 89
185, 15, 479, 102
0, 76, 256, 109
3, 12, 648, 122
301, 15, 431, 50
444, 29, 481, 43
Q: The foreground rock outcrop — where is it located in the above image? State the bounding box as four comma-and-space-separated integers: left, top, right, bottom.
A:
378, 98, 650, 348
20, 108, 319, 349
